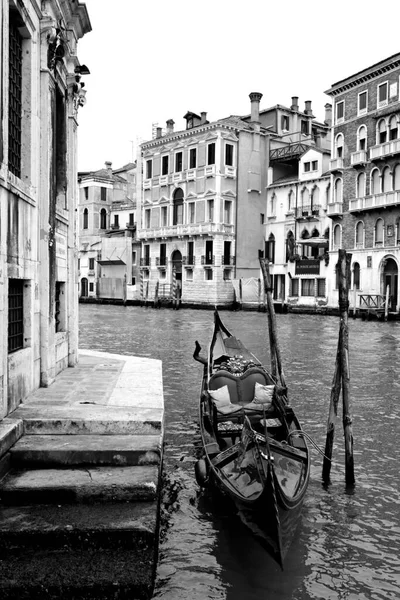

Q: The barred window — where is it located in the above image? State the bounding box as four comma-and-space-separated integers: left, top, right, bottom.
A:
8, 12, 23, 178
317, 278, 326, 297
291, 278, 299, 297
8, 279, 24, 353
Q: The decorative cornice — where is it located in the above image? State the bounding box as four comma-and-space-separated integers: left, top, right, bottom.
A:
326, 55, 400, 97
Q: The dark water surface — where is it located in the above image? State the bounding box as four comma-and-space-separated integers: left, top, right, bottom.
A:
79, 305, 400, 600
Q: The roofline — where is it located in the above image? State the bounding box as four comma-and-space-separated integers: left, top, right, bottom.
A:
325, 52, 400, 96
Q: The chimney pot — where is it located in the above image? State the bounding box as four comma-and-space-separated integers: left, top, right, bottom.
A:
200, 111, 207, 124
305, 100, 312, 115
156, 127, 162, 138
291, 96, 299, 111
324, 103, 332, 126
249, 92, 263, 122
105, 161, 112, 171
166, 119, 175, 134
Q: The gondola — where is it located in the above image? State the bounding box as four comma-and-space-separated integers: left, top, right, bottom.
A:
193, 310, 310, 568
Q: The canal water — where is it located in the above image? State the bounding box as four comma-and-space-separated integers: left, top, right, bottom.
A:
79, 305, 400, 600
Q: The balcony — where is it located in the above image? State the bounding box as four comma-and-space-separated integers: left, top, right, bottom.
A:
182, 255, 195, 266
205, 165, 215, 177
88, 269, 95, 276
186, 169, 196, 181
370, 139, 400, 161
349, 190, 400, 213
159, 175, 169, 186
327, 202, 343, 217
201, 255, 215, 266
138, 222, 234, 240
329, 157, 344, 172
140, 257, 151, 267
172, 172, 183, 183
222, 255, 236, 266
156, 257, 168, 269
224, 166, 236, 178
350, 150, 368, 167
110, 223, 120, 230
126, 222, 136, 230
143, 179, 151, 190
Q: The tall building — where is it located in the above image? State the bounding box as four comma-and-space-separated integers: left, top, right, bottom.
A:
326, 53, 400, 313
78, 161, 138, 302
264, 99, 332, 311
136, 94, 270, 307
0, 0, 91, 417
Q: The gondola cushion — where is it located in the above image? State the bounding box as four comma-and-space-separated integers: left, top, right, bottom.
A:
208, 386, 242, 415
209, 367, 275, 412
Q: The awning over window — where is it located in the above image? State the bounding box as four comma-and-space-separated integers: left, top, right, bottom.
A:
297, 238, 329, 248
97, 259, 126, 265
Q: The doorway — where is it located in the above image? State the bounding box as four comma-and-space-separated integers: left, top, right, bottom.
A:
382, 258, 398, 311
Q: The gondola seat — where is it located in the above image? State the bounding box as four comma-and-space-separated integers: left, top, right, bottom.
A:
207, 367, 277, 432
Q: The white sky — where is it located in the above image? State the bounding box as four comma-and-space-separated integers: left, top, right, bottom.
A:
76, 0, 400, 172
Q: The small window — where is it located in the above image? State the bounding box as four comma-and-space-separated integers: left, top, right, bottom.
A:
114, 214, 119, 227
8, 279, 24, 353
207, 199, 214, 222
189, 148, 197, 169
224, 201, 232, 224
316, 278, 326, 297
146, 160, 152, 179
84, 187, 89, 200
336, 100, 344, 123
353, 262, 360, 290
188, 202, 195, 224
162, 156, 169, 175
304, 162, 310, 172
207, 143, 215, 165
89, 282, 94, 292
281, 115, 289, 131
55, 282, 66, 332
225, 144, 234, 166
101, 187, 107, 201
358, 91, 367, 115
131, 276, 136, 285
378, 82, 388, 107
100, 208, 107, 229
132, 251, 137, 265
291, 278, 299, 297
186, 269, 193, 281
129, 213, 134, 226
312, 161, 318, 171
223, 269, 232, 281
301, 279, 314, 296
145, 209, 151, 228
83, 208, 88, 229
175, 152, 183, 172
205, 269, 213, 281
260, 213, 265, 225
161, 206, 168, 226
301, 120, 309, 135
89, 257, 95, 269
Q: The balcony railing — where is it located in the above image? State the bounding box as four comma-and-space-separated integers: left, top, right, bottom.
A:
138, 222, 234, 239
329, 157, 344, 172
349, 190, 400, 212
156, 257, 168, 267
182, 255, 195, 266
370, 139, 400, 161
327, 202, 343, 216
110, 223, 120, 229
140, 257, 151, 267
205, 165, 215, 177
186, 169, 196, 181
126, 222, 136, 230
159, 175, 169, 186
88, 269, 95, 276
224, 166, 236, 178
351, 150, 368, 166
143, 179, 151, 190
201, 255, 215, 266
222, 255, 236, 266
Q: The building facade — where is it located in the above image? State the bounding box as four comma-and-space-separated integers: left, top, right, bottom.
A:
326, 53, 400, 314
0, 0, 91, 418
78, 161, 138, 302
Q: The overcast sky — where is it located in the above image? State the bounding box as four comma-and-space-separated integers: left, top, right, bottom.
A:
76, 0, 400, 172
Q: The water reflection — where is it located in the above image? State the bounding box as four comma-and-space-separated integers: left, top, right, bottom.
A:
79, 306, 400, 600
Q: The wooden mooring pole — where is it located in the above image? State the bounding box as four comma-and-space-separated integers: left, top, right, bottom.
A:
259, 258, 286, 390
323, 249, 355, 485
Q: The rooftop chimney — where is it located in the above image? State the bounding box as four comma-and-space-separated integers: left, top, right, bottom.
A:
291, 96, 299, 111
249, 92, 263, 122
305, 100, 312, 115
200, 111, 207, 124
324, 103, 332, 126
156, 127, 162, 139
105, 161, 112, 172
166, 119, 175, 134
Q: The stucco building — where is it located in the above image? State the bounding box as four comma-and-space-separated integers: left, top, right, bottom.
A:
326, 53, 400, 314
0, 0, 91, 418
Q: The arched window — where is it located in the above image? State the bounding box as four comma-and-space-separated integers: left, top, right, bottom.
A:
353, 262, 360, 290
288, 190, 294, 211
356, 172, 365, 198
83, 208, 88, 229
311, 186, 320, 212
357, 125, 367, 151
371, 168, 380, 195
375, 218, 384, 246
270, 193, 276, 215
311, 228, 320, 237
265, 233, 275, 264
335, 133, 344, 158
377, 119, 387, 145
100, 208, 107, 229
334, 178, 343, 203
382, 166, 392, 193
301, 187, 309, 211
389, 116, 398, 141
333, 223, 341, 250
394, 164, 400, 190
355, 221, 364, 248
286, 230, 295, 261
173, 188, 184, 225
326, 183, 331, 205
301, 228, 310, 239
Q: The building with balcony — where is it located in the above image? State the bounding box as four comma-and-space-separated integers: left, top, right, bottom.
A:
78, 161, 137, 301
265, 99, 332, 310
137, 94, 270, 306
325, 53, 400, 313
0, 1, 91, 417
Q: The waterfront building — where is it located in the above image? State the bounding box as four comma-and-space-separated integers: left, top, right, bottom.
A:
78, 161, 138, 302
325, 53, 400, 314
136, 94, 269, 306
0, 0, 91, 417
265, 99, 332, 311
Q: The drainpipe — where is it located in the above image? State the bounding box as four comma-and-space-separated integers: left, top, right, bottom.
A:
234, 130, 239, 279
